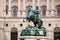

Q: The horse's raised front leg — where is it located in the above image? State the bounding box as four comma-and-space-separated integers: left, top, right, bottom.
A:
23, 17, 28, 22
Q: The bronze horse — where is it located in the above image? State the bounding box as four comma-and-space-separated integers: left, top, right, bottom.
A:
23, 6, 43, 29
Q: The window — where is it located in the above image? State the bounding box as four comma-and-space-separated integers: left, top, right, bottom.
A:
42, 9, 46, 16
6, 5, 9, 14
57, 9, 60, 14
11, 27, 18, 40
12, 6, 18, 17
41, 6, 46, 16
56, 5, 60, 17
54, 27, 60, 40
13, 9, 17, 17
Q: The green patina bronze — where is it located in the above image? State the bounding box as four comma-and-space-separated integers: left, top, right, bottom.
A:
20, 25, 46, 36
23, 6, 43, 29
21, 6, 46, 36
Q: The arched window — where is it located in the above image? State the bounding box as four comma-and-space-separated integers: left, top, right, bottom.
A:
56, 5, 60, 17
6, 5, 9, 14
54, 27, 60, 40
12, 6, 18, 17
11, 27, 18, 40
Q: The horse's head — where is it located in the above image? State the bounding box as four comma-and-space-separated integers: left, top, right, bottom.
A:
23, 15, 31, 22
27, 6, 32, 12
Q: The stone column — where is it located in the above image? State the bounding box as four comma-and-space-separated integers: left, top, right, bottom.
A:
4, 0, 6, 11
4, 0, 6, 17
46, 0, 50, 17
18, 0, 20, 17
32, 0, 35, 9
8, 0, 11, 17
51, 31, 54, 40
23, 0, 26, 17
51, 0, 55, 17
47, 30, 54, 40
9, 0, 11, 11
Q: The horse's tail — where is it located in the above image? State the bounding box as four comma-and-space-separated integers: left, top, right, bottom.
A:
38, 20, 43, 29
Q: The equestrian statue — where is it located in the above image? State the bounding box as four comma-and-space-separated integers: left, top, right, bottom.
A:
23, 6, 43, 29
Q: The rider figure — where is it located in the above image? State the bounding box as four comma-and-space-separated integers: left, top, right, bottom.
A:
33, 6, 39, 18
23, 6, 43, 29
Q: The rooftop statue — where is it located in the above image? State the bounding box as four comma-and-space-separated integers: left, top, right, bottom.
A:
23, 6, 43, 29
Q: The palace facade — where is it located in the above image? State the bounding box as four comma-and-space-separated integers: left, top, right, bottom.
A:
0, 0, 60, 40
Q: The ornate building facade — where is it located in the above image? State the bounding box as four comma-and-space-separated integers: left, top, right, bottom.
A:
0, 0, 60, 40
